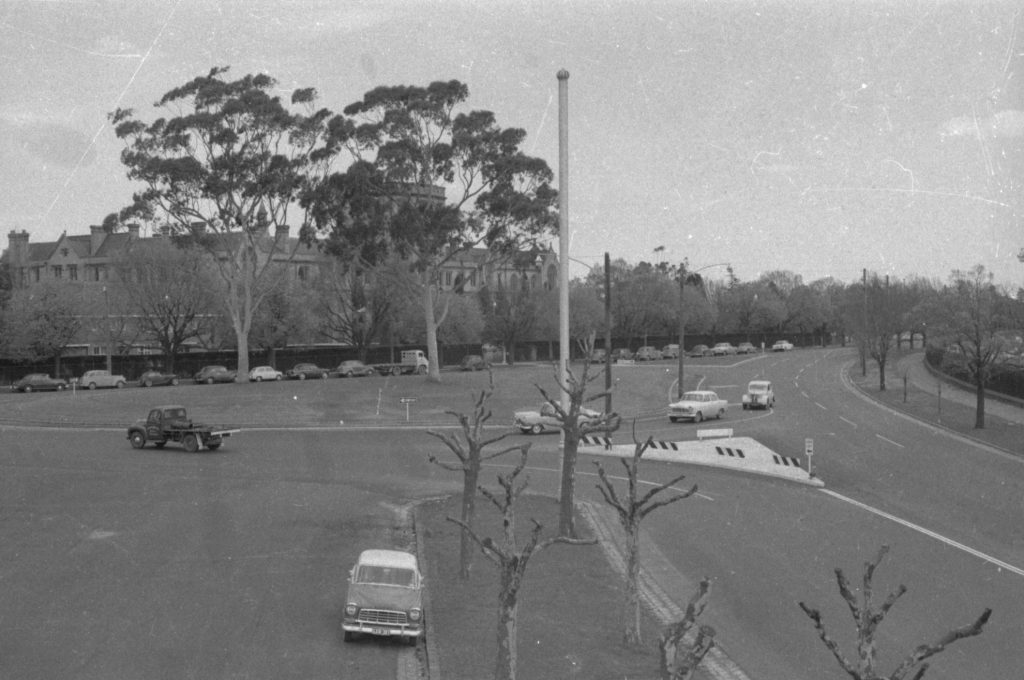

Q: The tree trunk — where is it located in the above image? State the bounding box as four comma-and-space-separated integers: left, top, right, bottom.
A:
495, 583, 519, 680
459, 464, 480, 579
558, 431, 579, 537
623, 522, 643, 647
266, 346, 277, 368
975, 380, 986, 429
878, 354, 887, 391
423, 282, 442, 382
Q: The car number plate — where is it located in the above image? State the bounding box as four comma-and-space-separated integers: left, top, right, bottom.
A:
371, 627, 388, 636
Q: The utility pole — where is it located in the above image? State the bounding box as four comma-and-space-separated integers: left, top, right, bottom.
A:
677, 263, 686, 400
604, 252, 612, 415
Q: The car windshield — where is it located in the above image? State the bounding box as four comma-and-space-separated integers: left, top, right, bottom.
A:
682, 392, 706, 401
355, 565, 416, 587
749, 383, 769, 392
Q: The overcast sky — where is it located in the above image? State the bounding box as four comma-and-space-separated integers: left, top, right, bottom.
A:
1, 0, 1021, 287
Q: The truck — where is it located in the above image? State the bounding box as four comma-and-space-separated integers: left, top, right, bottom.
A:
126, 405, 240, 452
371, 350, 430, 376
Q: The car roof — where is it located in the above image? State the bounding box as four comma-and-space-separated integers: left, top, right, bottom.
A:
357, 549, 418, 570
749, 380, 771, 387
155, 404, 187, 411
682, 390, 716, 396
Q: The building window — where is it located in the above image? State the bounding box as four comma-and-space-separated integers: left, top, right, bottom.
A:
68, 265, 78, 281
444, 270, 453, 287
33, 267, 41, 282
297, 265, 309, 281
52, 265, 63, 279
469, 269, 477, 287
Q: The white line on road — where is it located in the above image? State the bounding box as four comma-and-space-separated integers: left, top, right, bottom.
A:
875, 433, 905, 448
821, 489, 1024, 578
839, 416, 858, 428
815, 402, 827, 410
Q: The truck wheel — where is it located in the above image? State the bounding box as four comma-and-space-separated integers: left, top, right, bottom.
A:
183, 434, 199, 453
154, 442, 166, 449
206, 443, 221, 451
391, 366, 401, 376
129, 432, 146, 449
416, 365, 427, 375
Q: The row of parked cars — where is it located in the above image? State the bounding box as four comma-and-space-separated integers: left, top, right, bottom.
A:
8, 360, 383, 393
594, 340, 795, 363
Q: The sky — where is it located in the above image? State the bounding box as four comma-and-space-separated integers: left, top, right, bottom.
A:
1, 0, 1022, 287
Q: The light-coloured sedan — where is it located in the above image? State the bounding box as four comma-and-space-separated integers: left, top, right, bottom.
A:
668, 390, 728, 423
710, 343, 737, 356
248, 366, 283, 382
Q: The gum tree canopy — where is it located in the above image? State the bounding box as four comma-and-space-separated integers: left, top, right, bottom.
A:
108, 67, 336, 379
303, 80, 558, 381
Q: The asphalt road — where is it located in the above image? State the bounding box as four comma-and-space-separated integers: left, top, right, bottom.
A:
2, 349, 1021, 679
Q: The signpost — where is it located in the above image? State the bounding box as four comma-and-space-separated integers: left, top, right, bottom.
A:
400, 397, 417, 422
805, 438, 814, 477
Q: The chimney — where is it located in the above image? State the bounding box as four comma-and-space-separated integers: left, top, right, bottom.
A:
127, 223, 140, 239
90, 225, 105, 255
275, 223, 290, 240
158, 225, 171, 238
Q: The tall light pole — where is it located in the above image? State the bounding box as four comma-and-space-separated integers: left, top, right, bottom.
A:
676, 262, 728, 399
103, 285, 112, 372
557, 69, 570, 419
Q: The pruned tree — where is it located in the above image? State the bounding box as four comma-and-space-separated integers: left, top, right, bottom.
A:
659, 577, 716, 680
448, 449, 596, 680
108, 66, 337, 380
112, 238, 218, 372
594, 429, 698, 646
798, 545, 992, 680
426, 371, 521, 579
306, 80, 558, 381
535, 360, 621, 538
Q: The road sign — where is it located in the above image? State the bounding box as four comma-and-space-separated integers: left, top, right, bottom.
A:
400, 397, 417, 404
805, 438, 813, 456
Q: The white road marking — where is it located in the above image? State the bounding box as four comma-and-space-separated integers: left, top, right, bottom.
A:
839, 416, 858, 428
815, 402, 827, 410
875, 433, 905, 448
821, 489, 1024, 578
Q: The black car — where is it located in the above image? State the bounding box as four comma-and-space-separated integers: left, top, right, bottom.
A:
11, 373, 68, 393
287, 363, 329, 380
138, 370, 180, 387
193, 365, 237, 384
459, 355, 487, 371
335, 360, 376, 377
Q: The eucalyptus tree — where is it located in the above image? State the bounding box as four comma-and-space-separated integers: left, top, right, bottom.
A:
0, 282, 84, 375
108, 67, 337, 379
306, 80, 558, 381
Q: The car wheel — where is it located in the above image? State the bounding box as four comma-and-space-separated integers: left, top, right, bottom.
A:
275, 375, 281, 381
171, 378, 179, 386
183, 434, 199, 453
255, 376, 263, 382
530, 424, 544, 435
299, 373, 306, 380
742, 403, 748, 410
129, 431, 146, 449
57, 384, 65, 391
321, 372, 328, 379
116, 381, 125, 389
345, 371, 354, 377
144, 379, 153, 387
23, 385, 33, 393
343, 631, 355, 642
717, 409, 725, 419
205, 377, 213, 385
695, 412, 703, 423
88, 382, 97, 390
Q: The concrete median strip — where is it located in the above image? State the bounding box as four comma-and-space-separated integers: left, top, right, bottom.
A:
579, 436, 824, 487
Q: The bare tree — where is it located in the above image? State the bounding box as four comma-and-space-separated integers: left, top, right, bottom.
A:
426, 371, 521, 579
448, 449, 596, 680
594, 428, 698, 646
799, 545, 991, 680
535, 360, 621, 538
659, 578, 716, 680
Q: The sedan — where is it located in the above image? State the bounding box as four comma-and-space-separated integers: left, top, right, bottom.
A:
287, 363, 329, 380
635, 346, 663, 361
661, 344, 680, 359
736, 342, 757, 354
668, 390, 728, 423
11, 373, 68, 393
138, 370, 180, 387
772, 340, 794, 352
79, 369, 128, 389
513, 402, 601, 435
336, 360, 376, 377
687, 344, 709, 358
193, 365, 237, 384
710, 343, 737, 356
611, 348, 634, 362
459, 355, 487, 371
248, 366, 283, 382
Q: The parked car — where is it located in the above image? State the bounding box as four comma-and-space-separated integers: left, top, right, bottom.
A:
342, 549, 423, 645
687, 344, 709, 358
335, 360, 376, 377
459, 354, 487, 371
11, 373, 68, 393
710, 343, 737, 356
193, 365, 237, 384
287, 363, 329, 380
741, 380, 775, 410
736, 342, 757, 354
138, 370, 180, 387
612, 348, 634, 362
513, 402, 601, 435
661, 344, 680, 359
668, 390, 728, 423
78, 369, 127, 390
635, 346, 663, 361
771, 340, 794, 352
248, 366, 283, 382
588, 348, 607, 363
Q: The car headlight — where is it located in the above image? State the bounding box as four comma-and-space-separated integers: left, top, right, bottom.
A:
409, 608, 422, 622
345, 603, 358, 616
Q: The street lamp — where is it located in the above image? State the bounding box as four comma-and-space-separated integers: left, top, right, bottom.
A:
103, 286, 112, 372
676, 262, 728, 400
